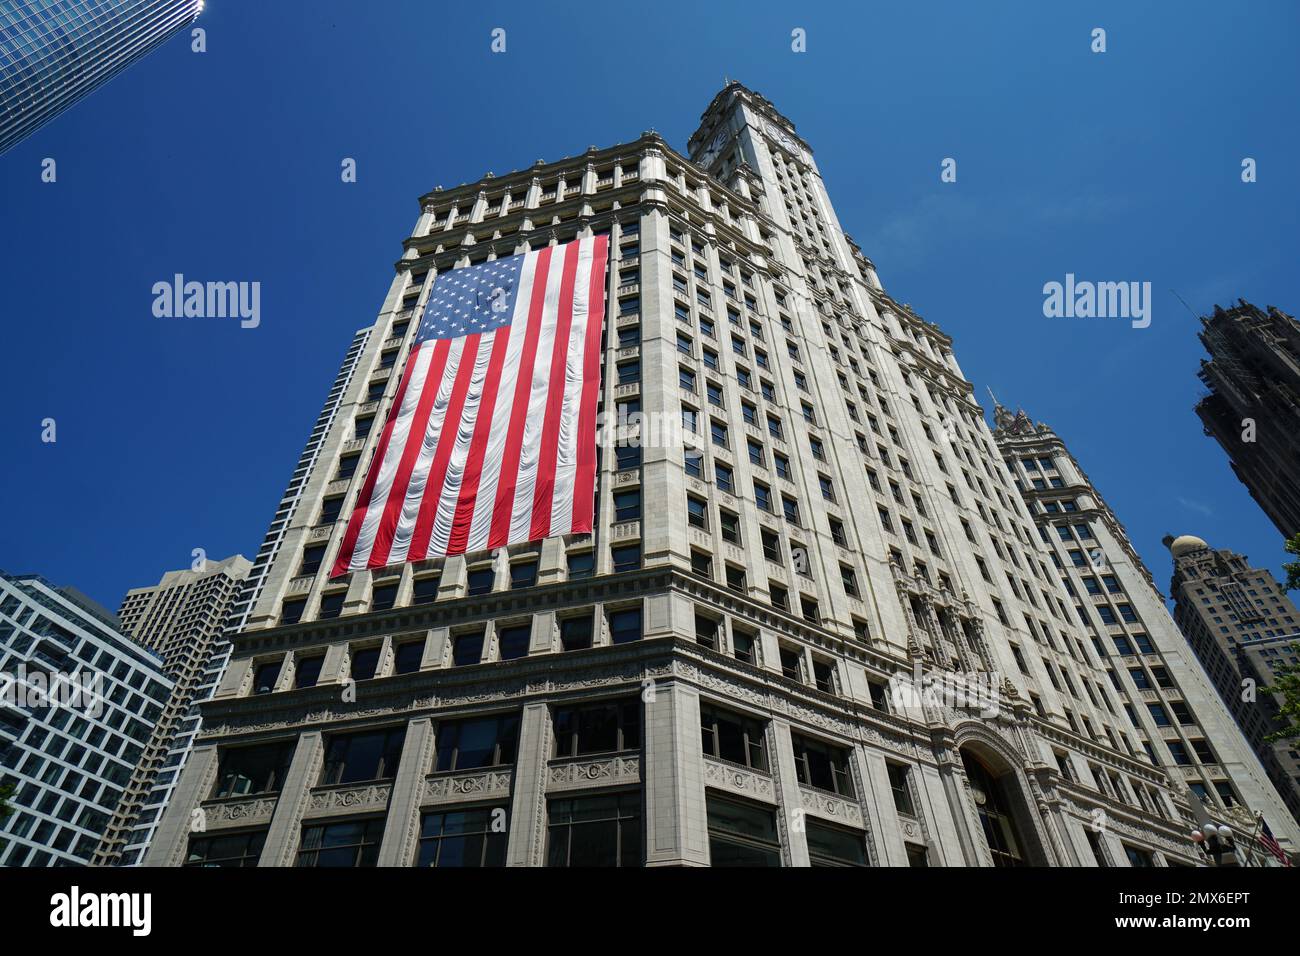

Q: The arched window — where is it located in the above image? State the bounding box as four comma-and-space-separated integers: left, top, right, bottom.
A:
961, 749, 1029, 867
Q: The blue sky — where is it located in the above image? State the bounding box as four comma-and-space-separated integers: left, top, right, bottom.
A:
1, 0, 1297, 610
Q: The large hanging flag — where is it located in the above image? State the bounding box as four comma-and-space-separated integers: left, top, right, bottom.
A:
332, 235, 609, 577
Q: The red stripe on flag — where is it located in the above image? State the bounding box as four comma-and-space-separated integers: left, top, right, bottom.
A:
330, 342, 424, 578
446, 326, 512, 555
408, 334, 482, 562
529, 239, 581, 540
365, 338, 451, 569
570, 235, 609, 534
488, 247, 553, 548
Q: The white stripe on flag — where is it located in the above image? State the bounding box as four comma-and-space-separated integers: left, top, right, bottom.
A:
548, 237, 596, 536
463, 250, 539, 552
385, 336, 467, 565
507, 248, 566, 540
426, 327, 499, 556
347, 345, 436, 570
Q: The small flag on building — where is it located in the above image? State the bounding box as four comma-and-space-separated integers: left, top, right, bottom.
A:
1258, 818, 1292, 866
332, 235, 609, 576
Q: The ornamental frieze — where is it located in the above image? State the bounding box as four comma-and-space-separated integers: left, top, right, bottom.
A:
547, 755, 641, 791
703, 757, 775, 801
306, 783, 392, 816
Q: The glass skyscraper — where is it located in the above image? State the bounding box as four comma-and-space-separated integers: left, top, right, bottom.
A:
0, 0, 202, 155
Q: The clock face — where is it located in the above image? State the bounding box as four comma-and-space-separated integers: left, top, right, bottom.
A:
765, 120, 799, 158
699, 127, 729, 166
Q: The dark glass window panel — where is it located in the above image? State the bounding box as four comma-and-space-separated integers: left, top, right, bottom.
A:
393, 640, 424, 674
497, 624, 531, 661
434, 714, 519, 772
350, 646, 381, 681
295, 656, 324, 689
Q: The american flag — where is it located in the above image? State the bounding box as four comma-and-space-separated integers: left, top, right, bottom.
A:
1258, 818, 1292, 866
331, 235, 609, 576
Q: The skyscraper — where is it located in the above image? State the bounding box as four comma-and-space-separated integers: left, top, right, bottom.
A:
0, 0, 203, 155
1196, 300, 1300, 539
0, 570, 173, 866
145, 82, 1293, 868
992, 404, 1296, 839
1166, 534, 1300, 823
93, 554, 251, 866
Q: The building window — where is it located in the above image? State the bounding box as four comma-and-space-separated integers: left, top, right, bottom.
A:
214, 742, 296, 799
393, 639, 424, 674
297, 818, 385, 868
700, 702, 767, 770
611, 543, 641, 572
434, 713, 519, 772
1123, 844, 1155, 867
707, 795, 781, 867
371, 581, 398, 611
497, 624, 531, 661
452, 629, 485, 667
184, 830, 266, 868
567, 551, 594, 580
887, 762, 914, 815
552, 698, 641, 757
350, 644, 381, 680
687, 495, 708, 530
320, 496, 345, 524
613, 489, 641, 523
299, 544, 327, 575
546, 793, 642, 867
608, 607, 642, 644
467, 565, 495, 595
294, 655, 324, 688
560, 615, 594, 651
510, 561, 538, 589
321, 727, 406, 785
412, 575, 440, 604
806, 820, 868, 867
791, 732, 855, 797
416, 807, 507, 868
252, 660, 281, 695
318, 591, 345, 620
732, 627, 757, 665
812, 658, 836, 694
906, 844, 929, 867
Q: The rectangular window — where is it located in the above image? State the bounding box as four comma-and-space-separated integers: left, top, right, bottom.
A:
297, 818, 385, 868
497, 624, 531, 661
546, 793, 641, 867
887, 762, 914, 815
416, 807, 508, 868
393, 639, 424, 674
214, 742, 296, 799
510, 561, 538, 589
553, 699, 641, 757
700, 702, 767, 770
608, 607, 642, 644
321, 727, 406, 785
791, 732, 855, 797
434, 713, 520, 772
452, 629, 484, 667
806, 820, 868, 867
707, 795, 781, 867
560, 615, 594, 651
184, 830, 267, 868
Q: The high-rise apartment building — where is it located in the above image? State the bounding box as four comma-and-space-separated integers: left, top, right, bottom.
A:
93, 554, 251, 866
1196, 300, 1300, 539
0, 0, 203, 155
0, 571, 172, 866
992, 405, 1296, 842
1166, 534, 1300, 823
145, 82, 1287, 868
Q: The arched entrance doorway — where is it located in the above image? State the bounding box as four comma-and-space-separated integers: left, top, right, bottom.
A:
960, 748, 1038, 867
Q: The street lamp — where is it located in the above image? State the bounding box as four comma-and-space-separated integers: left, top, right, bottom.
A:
1190, 821, 1238, 866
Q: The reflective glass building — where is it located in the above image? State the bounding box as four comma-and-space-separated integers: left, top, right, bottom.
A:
0, 0, 202, 154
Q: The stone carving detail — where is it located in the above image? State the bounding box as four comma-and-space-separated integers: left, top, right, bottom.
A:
205, 796, 277, 827
307, 783, 392, 815
798, 786, 863, 826
424, 770, 513, 802
548, 755, 641, 790
703, 758, 774, 799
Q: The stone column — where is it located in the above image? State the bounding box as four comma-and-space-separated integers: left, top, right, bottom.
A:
259, 730, 324, 867
768, 717, 810, 866
377, 717, 435, 867
141, 743, 219, 867
644, 683, 709, 866
506, 702, 552, 866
